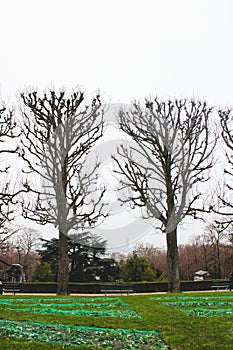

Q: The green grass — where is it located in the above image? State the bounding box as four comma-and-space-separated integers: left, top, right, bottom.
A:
0, 292, 232, 349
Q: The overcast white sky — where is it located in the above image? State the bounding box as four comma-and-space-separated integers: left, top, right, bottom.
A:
1, 0, 233, 106
1, 0, 233, 250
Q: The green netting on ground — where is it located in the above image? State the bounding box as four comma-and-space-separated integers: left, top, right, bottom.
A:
154, 296, 233, 317
150, 295, 233, 302
0, 297, 121, 305
0, 300, 128, 309
164, 301, 233, 307
0, 320, 169, 349
8, 306, 142, 318
182, 308, 233, 316
30, 301, 128, 309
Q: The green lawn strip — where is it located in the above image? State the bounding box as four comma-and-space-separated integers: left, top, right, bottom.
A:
26, 301, 129, 309
0, 300, 129, 309
0, 296, 122, 304
0, 296, 130, 312
163, 301, 233, 307
150, 293, 233, 302
0, 320, 168, 350
7, 306, 141, 318
182, 308, 233, 316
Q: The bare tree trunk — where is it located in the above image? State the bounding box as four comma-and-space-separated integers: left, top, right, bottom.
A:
166, 228, 181, 293
57, 231, 69, 295
202, 245, 208, 272
216, 241, 221, 279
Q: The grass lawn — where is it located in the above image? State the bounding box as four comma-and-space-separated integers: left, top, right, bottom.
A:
0, 292, 232, 349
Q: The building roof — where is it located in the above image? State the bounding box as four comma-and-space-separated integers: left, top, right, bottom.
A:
194, 270, 209, 276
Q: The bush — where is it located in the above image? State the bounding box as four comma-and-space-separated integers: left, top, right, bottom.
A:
31, 262, 55, 282
120, 254, 157, 282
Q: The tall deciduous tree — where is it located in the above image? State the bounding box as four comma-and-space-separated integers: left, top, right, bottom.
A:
215, 108, 233, 224
0, 107, 19, 235
114, 98, 216, 292
19, 89, 105, 294
16, 227, 42, 255
203, 220, 229, 279
0, 106, 25, 248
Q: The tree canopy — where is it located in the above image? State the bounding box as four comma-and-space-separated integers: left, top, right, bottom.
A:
114, 98, 216, 292
19, 89, 105, 294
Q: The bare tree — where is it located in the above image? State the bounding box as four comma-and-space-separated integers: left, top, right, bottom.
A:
0, 106, 26, 247
19, 89, 105, 295
113, 98, 216, 292
14, 227, 41, 281
214, 109, 233, 225
132, 242, 165, 279
203, 220, 229, 278
16, 227, 42, 254
179, 244, 198, 281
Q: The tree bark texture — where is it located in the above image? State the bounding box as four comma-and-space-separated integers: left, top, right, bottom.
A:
166, 228, 181, 293
57, 231, 69, 295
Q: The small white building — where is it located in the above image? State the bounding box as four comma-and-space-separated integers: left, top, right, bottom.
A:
194, 270, 211, 281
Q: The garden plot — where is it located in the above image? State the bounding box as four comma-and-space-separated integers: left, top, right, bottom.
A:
151, 295, 233, 317
0, 296, 169, 349
0, 320, 169, 349
0, 296, 140, 318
